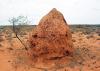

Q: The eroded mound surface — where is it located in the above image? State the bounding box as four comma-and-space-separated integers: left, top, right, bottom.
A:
28, 8, 74, 62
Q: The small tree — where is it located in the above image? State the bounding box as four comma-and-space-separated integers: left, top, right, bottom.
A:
9, 16, 29, 32
9, 16, 29, 50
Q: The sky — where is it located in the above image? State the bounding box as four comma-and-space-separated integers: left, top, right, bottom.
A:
0, 0, 100, 25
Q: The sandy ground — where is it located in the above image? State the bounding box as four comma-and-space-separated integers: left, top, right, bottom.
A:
0, 26, 100, 71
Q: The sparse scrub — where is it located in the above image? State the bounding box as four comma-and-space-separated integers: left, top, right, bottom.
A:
0, 37, 4, 42
0, 34, 3, 36
0, 44, 2, 47
86, 34, 94, 39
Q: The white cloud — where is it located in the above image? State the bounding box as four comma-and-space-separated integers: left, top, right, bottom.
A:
0, 0, 100, 25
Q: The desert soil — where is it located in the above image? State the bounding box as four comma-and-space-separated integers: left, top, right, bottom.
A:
0, 25, 100, 71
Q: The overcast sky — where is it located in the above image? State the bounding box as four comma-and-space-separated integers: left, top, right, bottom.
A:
0, 0, 100, 25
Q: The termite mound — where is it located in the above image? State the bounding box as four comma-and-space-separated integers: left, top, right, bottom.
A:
28, 8, 74, 65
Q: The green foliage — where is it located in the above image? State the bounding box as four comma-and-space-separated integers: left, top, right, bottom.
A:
9, 16, 29, 26
8, 16, 30, 34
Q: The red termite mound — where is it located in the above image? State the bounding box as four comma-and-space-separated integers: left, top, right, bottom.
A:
28, 8, 74, 61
